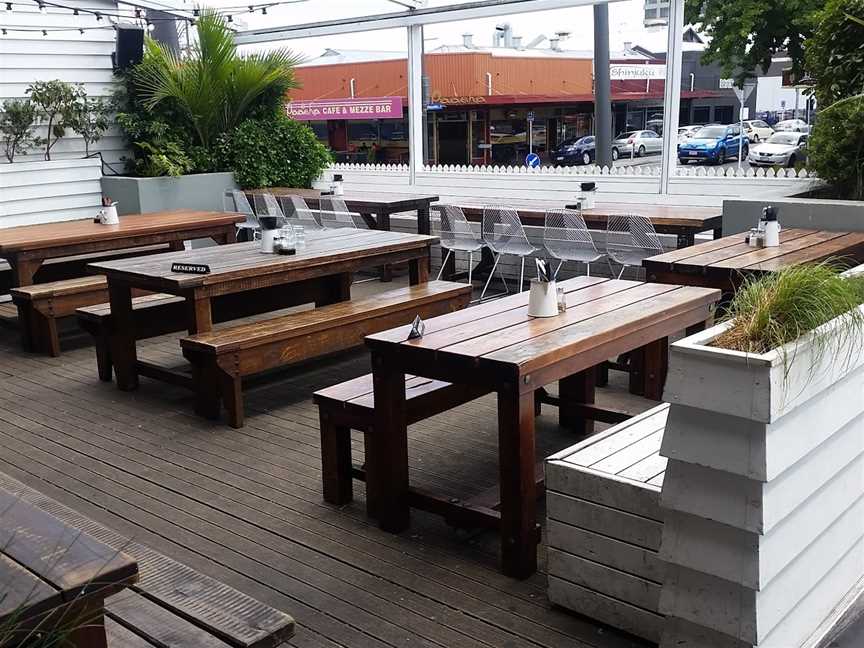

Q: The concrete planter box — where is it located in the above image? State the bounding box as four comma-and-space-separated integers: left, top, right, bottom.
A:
658, 301, 864, 647
722, 197, 864, 237
101, 172, 238, 215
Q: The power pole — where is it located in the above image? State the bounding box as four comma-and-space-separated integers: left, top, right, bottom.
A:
593, 4, 612, 168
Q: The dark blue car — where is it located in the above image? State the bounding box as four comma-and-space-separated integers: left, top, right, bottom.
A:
553, 136, 595, 166
678, 124, 749, 165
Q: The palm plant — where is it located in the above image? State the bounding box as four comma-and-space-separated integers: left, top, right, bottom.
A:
134, 10, 302, 149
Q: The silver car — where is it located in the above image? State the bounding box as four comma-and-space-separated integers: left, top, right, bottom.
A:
611, 130, 663, 160
774, 119, 810, 134
747, 132, 808, 167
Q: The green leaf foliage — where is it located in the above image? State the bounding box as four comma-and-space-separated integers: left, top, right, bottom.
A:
0, 99, 37, 162
26, 80, 85, 160
684, 0, 823, 84
69, 96, 111, 156
219, 114, 332, 189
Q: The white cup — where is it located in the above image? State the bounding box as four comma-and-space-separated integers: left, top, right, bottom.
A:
260, 229, 277, 253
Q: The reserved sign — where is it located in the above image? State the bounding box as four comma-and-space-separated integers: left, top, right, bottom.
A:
171, 262, 210, 274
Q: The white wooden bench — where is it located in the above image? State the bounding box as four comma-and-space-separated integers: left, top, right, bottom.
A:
545, 403, 669, 643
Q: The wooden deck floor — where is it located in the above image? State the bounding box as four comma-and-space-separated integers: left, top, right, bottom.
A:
0, 279, 658, 648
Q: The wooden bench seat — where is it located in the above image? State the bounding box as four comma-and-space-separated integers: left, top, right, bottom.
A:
545, 403, 669, 643
2, 472, 295, 648
181, 280, 472, 429
11, 276, 111, 356
77, 293, 187, 381
314, 373, 490, 506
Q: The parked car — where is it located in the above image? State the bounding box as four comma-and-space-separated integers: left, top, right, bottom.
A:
611, 130, 663, 160
747, 132, 808, 167
774, 119, 810, 133
677, 124, 749, 165
552, 136, 596, 166
742, 119, 775, 143
678, 125, 703, 144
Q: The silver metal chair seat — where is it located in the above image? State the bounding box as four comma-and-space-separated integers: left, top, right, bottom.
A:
606, 214, 664, 279
435, 204, 486, 286
543, 207, 604, 276
481, 205, 538, 301
277, 194, 325, 230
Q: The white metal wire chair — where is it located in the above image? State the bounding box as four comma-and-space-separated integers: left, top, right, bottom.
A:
277, 195, 325, 230
225, 190, 259, 238
605, 214, 664, 279
252, 192, 287, 228
543, 207, 604, 277
435, 205, 486, 285
319, 196, 365, 229
480, 205, 538, 301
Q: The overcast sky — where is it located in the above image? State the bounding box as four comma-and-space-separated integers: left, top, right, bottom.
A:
219, 0, 663, 58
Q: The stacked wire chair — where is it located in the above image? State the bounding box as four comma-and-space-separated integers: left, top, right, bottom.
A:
480, 205, 538, 302
224, 190, 259, 240
542, 207, 604, 277
605, 213, 664, 279
319, 196, 364, 229
252, 192, 287, 228
435, 205, 487, 286
277, 194, 325, 231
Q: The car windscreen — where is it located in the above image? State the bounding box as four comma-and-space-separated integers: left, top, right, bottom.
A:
614, 131, 637, 140
694, 126, 726, 138
767, 133, 799, 145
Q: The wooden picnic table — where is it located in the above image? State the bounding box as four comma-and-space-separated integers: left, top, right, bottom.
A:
643, 228, 864, 293
0, 210, 243, 287
0, 486, 138, 648
364, 275, 720, 578
89, 228, 436, 392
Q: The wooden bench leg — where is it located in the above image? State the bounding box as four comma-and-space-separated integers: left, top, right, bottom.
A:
218, 368, 244, 429
14, 301, 36, 353
30, 308, 61, 357
370, 358, 409, 532
320, 412, 354, 506
67, 610, 108, 648
94, 331, 113, 382
190, 358, 221, 421
559, 368, 595, 437
595, 361, 609, 387
640, 337, 668, 402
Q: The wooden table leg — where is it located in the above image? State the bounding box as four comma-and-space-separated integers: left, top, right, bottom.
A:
67, 608, 108, 648
108, 281, 139, 391
186, 294, 213, 334
676, 231, 696, 249
168, 240, 186, 251
417, 205, 432, 273
215, 226, 238, 245
713, 227, 723, 240
498, 384, 538, 578
9, 256, 42, 287
636, 337, 668, 401
315, 273, 352, 307
409, 254, 430, 285
370, 354, 409, 532
559, 369, 596, 437
377, 211, 394, 282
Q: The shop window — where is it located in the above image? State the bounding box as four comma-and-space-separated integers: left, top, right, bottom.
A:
692, 107, 711, 124
714, 105, 734, 124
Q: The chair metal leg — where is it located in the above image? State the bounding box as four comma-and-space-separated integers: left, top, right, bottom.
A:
586, 262, 590, 277
480, 253, 502, 302
617, 265, 626, 280
468, 251, 473, 285
436, 248, 452, 281
519, 257, 525, 292
554, 259, 564, 279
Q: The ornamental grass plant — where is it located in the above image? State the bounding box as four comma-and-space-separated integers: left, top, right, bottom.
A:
713, 264, 864, 370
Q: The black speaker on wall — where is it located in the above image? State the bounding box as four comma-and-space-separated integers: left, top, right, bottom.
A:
113, 26, 144, 71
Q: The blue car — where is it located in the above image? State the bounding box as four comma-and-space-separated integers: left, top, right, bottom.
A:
678, 124, 749, 165
553, 136, 595, 166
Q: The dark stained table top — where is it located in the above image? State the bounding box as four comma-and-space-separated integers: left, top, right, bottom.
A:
250, 188, 440, 211
0, 210, 244, 255
644, 228, 864, 279
89, 228, 437, 291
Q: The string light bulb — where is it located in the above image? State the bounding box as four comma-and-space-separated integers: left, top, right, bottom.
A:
73, 8, 78, 15
95, 12, 101, 21
261, 6, 267, 14
193, 8, 199, 16
147, 21, 155, 32
226, 14, 232, 22
134, 8, 141, 18
37, 1, 46, 14
189, 17, 196, 26
3, 2, 11, 13
1, 28, 6, 36
42, 28, 48, 36
79, 27, 84, 35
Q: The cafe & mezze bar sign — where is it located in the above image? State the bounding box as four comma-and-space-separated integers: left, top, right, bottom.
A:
287, 96, 404, 121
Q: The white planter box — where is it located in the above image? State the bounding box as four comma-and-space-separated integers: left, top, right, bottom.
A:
101, 172, 238, 215
658, 307, 864, 648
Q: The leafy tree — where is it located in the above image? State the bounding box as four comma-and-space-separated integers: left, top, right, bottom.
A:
70, 96, 111, 156
133, 10, 302, 148
26, 80, 85, 160
0, 99, 36, 162
684, 0, 823, 84
805, 0, 864, 199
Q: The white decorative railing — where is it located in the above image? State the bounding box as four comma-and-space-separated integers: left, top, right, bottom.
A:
330, 162, 819, 180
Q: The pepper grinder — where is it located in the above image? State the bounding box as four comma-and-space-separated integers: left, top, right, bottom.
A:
763, 205, 780, 247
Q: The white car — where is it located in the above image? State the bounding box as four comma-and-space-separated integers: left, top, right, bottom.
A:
611, 130, 663, 159
677, 125, 703, 144
747, 132, 808, 167
742, 119, 774, 143
774, 119, 810, 133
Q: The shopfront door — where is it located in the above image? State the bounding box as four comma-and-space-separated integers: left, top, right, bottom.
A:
438, 121, 469, 165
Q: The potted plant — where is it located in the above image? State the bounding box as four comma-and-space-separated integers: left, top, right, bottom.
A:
104, 10, 330, 215
657, 264, 864, 647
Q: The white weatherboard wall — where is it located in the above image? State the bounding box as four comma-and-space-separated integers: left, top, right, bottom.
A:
657, 305, 864, 648
0, 158, 103, 227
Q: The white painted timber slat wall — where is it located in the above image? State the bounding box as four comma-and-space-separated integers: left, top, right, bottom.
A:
0, 158, 103, 227
0, 0, 127, 166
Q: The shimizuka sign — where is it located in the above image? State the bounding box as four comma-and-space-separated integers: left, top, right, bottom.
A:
609, 64, 667, 80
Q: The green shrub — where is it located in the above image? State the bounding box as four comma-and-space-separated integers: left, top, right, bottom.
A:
0, 99, 36, 162
221, 115, 331, 189
807, 99, 864, 200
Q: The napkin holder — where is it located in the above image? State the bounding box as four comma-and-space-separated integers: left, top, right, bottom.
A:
528, 280, 559, 317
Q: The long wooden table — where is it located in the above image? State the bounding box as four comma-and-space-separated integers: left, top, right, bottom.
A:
644, 228, 864, 293
364, 276, 720, 577
0, 210, 243, 287
1, 486, 139, 648
89, 229, 436, 391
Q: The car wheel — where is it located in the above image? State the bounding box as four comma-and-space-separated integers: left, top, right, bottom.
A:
582, 152, 591, 166
742, 145, 749, 159
611, 148, 619, 161
638, 145, 646, 157
717, 149, 726, 165
752, 134, 760, 143
787, 155, 796, 168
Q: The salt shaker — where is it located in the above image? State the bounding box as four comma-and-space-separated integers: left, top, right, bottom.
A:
557, 285, 567, 313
